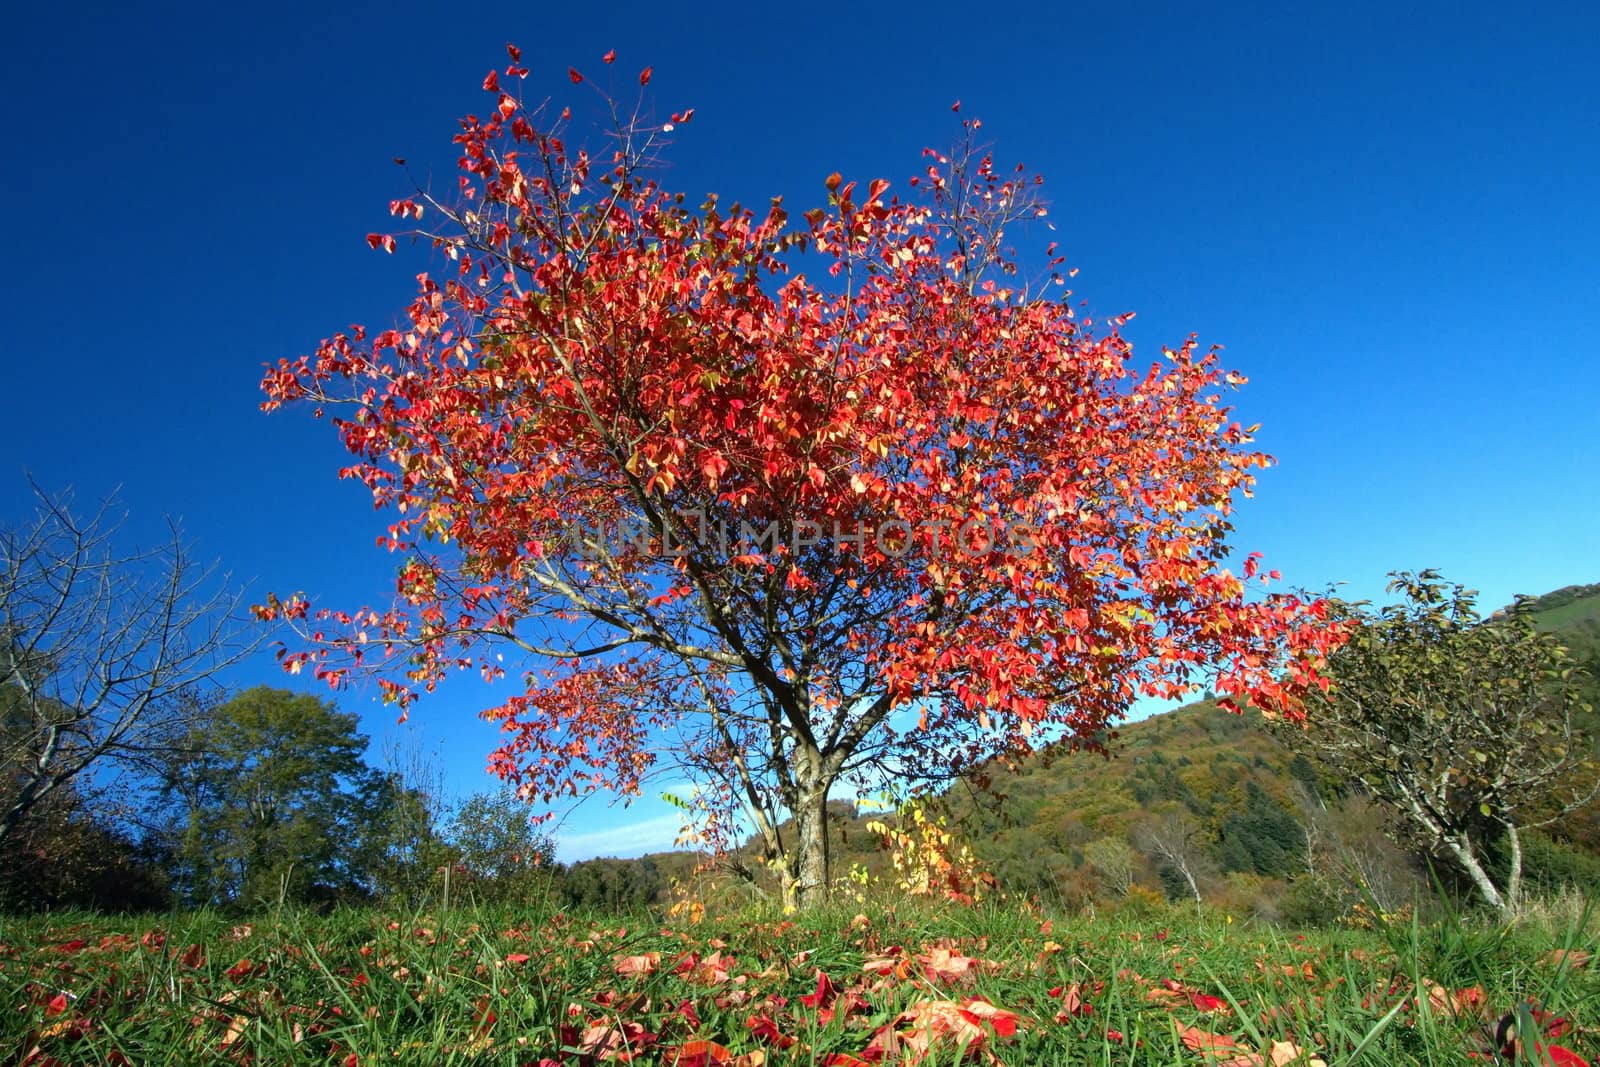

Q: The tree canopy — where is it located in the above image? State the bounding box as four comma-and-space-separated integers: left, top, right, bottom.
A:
258, 51, 1342, 906
1276, 571, 1598, 914
160, 687, 391, 907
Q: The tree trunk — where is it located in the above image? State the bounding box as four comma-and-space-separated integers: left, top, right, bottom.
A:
1399, 790, 1509, 916
1177, 861, 1201, 905
1503, 823, 1522, 913
1441, 830, 1507, 914
783, 776, 832, 911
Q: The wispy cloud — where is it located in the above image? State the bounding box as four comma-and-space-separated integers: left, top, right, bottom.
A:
554, 813, 687, 863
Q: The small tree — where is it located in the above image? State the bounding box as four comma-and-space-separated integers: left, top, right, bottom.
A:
1277, 571, 1597, 915
1137, 812, 1213, 904
445, 788, 559, 905
1081, 836, 1137, 897
1, 484, 253, 841
258, 51, 1342, 908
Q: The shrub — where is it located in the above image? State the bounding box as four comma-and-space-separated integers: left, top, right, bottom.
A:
1280, 876, 1345, 928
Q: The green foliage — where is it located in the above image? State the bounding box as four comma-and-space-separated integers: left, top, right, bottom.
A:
562, 856, 664, 910
1218, 783, 1303, 877
1276, 571, 1598, 914
0, 786, 170, 913
357, 772, 454, 908
1497, 831, 1600, 897
158, 687, 393, 908
444, 788, 558, 906
1278, 875, 1345, 928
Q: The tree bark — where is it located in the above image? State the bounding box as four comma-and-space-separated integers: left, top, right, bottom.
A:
1503, 822, 1522, 913
783, 772, 832, 910
1441, 829, 1506, 914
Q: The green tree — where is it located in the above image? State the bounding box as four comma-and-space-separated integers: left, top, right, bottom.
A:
1277, 571, 1598, 915
161, 687, 388, 907
357, 772, 454, 907
562, 856, 664, 912
1217, 782, 1301, 877
443, 788, 558, 905
357, 734, 454, 907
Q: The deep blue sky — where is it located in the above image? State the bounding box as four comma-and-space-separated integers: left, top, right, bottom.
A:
3, 2, 1596, 861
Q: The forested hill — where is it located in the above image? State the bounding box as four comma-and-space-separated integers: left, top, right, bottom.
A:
811, 579, 1600, 907
611, 581, 1600, 912
1518, 581, 1600, 628
886, 699, 1325, 900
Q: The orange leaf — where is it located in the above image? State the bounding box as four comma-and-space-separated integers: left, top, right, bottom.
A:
670, 1039, 733, 1066
1179, 1024, 1243, 1053
614, 951, 661, 977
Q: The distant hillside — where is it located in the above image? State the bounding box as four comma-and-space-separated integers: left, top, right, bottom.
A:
1518, 582, 1600, 630
933, 701, 1319, 898
1518, 583, 1600, 709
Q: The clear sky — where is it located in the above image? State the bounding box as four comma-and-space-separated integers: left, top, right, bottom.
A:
3, 2, 1596, 862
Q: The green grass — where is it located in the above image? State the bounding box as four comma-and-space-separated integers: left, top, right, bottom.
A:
1, 897, 1595, 1065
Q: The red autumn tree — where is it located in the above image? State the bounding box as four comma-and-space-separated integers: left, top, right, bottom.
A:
258, 49, 1343, 908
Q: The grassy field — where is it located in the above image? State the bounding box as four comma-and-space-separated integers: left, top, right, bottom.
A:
2, 896, 1595, 1066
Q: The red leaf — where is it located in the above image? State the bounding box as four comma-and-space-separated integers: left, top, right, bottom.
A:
614, 951, 661, 976
224, 958, 261, 982
746, 1013, 797, 1048
482, 70, 499, 93
46, 992, 68, 1016
602, 49, 617, 64
668, 1039, 733, 1066
799, 969, 837, 1009
568, 68, 583, 83
1188, 992, 1230, 1014
639, 66, 653, 86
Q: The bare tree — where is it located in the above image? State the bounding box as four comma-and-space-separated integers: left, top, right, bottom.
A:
1081, 836, 1137, 897
1, 483, 256, 840
1289, 779, 1419, 913
1137, 813, 1212, 905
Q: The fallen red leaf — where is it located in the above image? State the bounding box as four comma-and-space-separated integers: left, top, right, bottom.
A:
1537, 1044, 1590, 1067
1187, 992, 1230, 1014
798, 969, 838, 1009
669, 1039, 734, 1066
